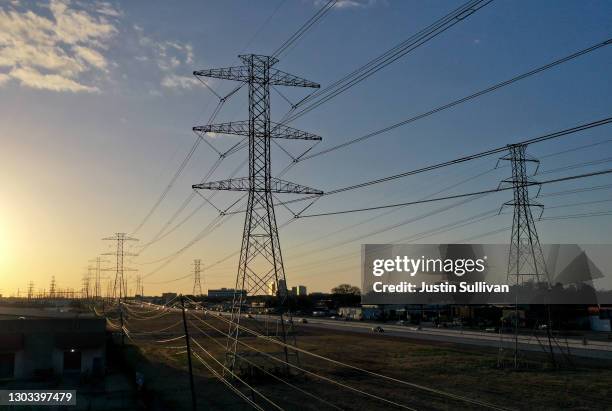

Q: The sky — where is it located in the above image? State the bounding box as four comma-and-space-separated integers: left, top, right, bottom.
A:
1, 0, 611, 297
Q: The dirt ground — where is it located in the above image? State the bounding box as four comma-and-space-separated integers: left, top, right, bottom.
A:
118, 308, 612, 411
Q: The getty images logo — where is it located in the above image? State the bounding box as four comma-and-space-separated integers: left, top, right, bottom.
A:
372, 256, 488, 277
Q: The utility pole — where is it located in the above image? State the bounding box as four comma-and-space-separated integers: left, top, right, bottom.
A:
193, 54, 323, 373
27, 281, 34, 300
180, 295, 197, 411
102, 233, 138, 302
499, 143, 553, 368
192, 259, 202, 296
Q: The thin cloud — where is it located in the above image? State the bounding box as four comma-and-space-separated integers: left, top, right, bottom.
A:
0, 0, 119, 93
135, 28, 198, 92
9, 66, 99, 92
160, 74, 200, 90
95, 1, 122, 18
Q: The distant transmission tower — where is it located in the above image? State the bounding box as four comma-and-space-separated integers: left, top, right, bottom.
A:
193, 54, 323, 373
102, 233, 138, 301
499, 143, 553, 368
49, 276, 56, 299
135, 274, 144, 297
89, 257, 108, 300
27, 281, 34, 300
499, 143, 549, 285
82, 269, 92, 299
193, 259, 202, 296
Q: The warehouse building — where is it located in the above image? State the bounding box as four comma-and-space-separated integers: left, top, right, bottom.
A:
0, 311, 106, 380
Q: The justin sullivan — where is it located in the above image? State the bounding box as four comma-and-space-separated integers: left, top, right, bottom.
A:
373, 281, 509, 293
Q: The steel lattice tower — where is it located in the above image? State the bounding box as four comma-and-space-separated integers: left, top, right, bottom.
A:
89, 257, 107, 300
102, 233, 138, 301
499, 143, 555, 368
193, 259, 202, 296
500, 144, 549, 285
27, 281, 34, 300
49, 276, 56, 299
193, 54, 322, 372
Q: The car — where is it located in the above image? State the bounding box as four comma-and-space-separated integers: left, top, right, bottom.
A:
246, 314, 253, 319
330, 316, 336, 320
396, 320, 406, 325
300, 318, 308, 324
372, 326, 385, 333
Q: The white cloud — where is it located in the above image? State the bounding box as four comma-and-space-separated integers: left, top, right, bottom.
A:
10, 66, 99, 92
160, 74, 199, 90
0, 0, 119, 93
0, 73, 10, 85
74, 45, 107, 70
95, 2, 121, 18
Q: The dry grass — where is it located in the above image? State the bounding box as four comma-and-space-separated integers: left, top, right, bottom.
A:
119, 309, 612, 410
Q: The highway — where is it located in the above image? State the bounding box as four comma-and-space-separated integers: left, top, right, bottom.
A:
234, 312, 612, 360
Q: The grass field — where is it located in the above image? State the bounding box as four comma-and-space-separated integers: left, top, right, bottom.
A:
118, 307, 612, 410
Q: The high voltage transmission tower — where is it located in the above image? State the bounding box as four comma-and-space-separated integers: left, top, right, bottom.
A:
499, 143, 549, 285
193, 259, 202, 296
82, 268, 92, 299
49, 276, 56, 299
135, 274, 144, 297
27, 281, 34, 300
102, 233, 138, 301
499, 143, 554, 368
89, 257, 108, 300
193, 54, 323, 373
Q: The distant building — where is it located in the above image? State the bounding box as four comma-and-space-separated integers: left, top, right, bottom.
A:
0, 310, 106, 380
290, 285, 307, 296
278, 280, 287, 297
268, 280, 287, 297
268, 281, 277, 296
208, 288, 246, 299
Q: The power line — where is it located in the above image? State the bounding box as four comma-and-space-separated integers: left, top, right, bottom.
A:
188, 320, 344, 411
210, 138, 612, 272
220, 116, 612, 218
189, 313, 418, 410
272, 0, 337, 58
130, 92, 232, 236
313, 116, 612, 199
299, 38, 612, 161
189, 338, 284, 411
132, 0, 336, 250
298, 168, 612, 217
191, 351, 265, 411
282, 0, 493, 124
127, 0, 496, 267
193, 310, 509, 411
